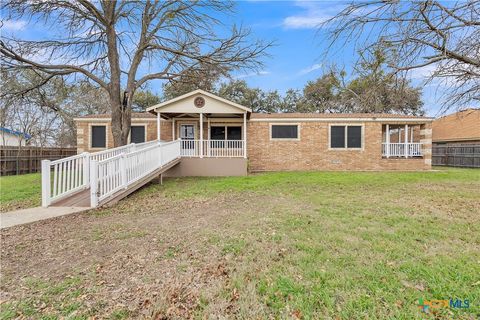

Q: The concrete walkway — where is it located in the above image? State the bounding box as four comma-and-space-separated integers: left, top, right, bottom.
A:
0, 206, 90, 229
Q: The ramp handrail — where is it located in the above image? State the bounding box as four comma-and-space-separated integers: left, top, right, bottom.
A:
41, 140, 171, 207
89, 140, 157, 162
90, 140, 181, 207
41, 153, 90, 207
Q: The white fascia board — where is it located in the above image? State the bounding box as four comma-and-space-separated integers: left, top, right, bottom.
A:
249, 118, 434, 122
73, 118, 166, 122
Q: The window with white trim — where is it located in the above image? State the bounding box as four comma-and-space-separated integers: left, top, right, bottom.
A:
271, 124, 299, 139
91, 125, 106, 148
330, 125, 362, 149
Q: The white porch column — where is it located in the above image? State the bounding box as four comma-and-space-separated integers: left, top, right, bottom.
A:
207, 118, 211, 139
172, 118, 175, 140
199, 113, 204, 158
157, 111, 161, 141
385, 124, 390, 158
404, 124, 408, 158
243, 112, 247, 158
207, 117, 211, 157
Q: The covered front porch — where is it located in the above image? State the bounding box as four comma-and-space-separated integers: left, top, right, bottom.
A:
147, 90, 251, 176
172, 116, 247, 158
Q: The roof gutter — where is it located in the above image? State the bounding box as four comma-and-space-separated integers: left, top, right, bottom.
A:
249, 117, 434, 122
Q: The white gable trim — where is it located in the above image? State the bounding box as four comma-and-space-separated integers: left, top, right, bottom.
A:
146, 89, 251, 113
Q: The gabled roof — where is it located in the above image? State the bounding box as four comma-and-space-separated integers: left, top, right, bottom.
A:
0, 127, 32, 139
146, 89, 252, 113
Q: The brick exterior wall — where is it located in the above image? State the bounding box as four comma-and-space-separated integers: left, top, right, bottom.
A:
76, 117, 432, 171
247, 121, 432, 171
76, 119, 172, 153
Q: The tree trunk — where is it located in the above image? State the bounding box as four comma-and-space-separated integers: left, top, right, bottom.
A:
104, 1, 130, 147
110, 98, 125, 147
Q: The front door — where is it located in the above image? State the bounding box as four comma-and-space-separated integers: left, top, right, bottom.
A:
180, 124, 195, 140
180, 124, 196, 155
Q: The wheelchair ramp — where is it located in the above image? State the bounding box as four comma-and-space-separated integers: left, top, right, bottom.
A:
42, 140, 181, 208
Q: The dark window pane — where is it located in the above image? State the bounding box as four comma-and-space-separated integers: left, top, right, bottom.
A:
272, 125, 298, 139
131, 126, 145, 143
347, 126, 362, 148
227, 126, 242, 140
91, 125, 106, 148
330, 126, 345, 148
210, 127, 225, 140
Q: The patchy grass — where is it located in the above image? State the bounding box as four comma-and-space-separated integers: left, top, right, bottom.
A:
1, 168, 479, 319
0, 173, 41, 212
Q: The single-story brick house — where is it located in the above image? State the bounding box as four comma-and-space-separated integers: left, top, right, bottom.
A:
74, 90, 433, 176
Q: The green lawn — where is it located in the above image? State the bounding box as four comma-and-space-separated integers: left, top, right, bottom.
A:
0, 168, 479, 319
0, 173, 41, 212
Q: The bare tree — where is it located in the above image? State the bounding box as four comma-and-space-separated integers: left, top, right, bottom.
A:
1, 0, 271, 146
1, 69, 110, 147
162, 62, 225, 100
322, 1, 480, 110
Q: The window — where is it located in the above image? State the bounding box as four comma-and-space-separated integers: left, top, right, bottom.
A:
130, 126, 145, 143
91, 125, 106, 148
210, 126, 242, 140
271, 124, 298, 139
210, 126, 225, 140
330, 126, 345, 148
227, 127, 242, 140
330, 125, 362, 149
347, 126, 362, 148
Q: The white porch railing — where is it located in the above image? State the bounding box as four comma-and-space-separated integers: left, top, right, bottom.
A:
180, 139, 245, 158
41, 153, 90, 207
42, 140, 180, 207
90, 140, 158, 162
382, 143, 423, 157
90, 140, 180, 206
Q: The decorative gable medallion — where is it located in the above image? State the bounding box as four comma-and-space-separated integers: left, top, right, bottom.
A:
194, 96, 205, 108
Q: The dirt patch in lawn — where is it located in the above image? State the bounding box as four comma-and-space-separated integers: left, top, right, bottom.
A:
0, 189, 291, 319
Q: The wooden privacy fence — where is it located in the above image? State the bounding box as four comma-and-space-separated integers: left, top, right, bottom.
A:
0, 146, 77, 176
432, 144, 480, 168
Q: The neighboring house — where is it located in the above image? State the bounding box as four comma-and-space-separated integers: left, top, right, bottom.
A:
0, 127, 31, 147
74, 90, 433, 175
432, 108, 480, 145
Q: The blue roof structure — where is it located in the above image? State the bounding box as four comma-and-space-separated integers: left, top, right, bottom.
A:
0, 127, 32, 139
